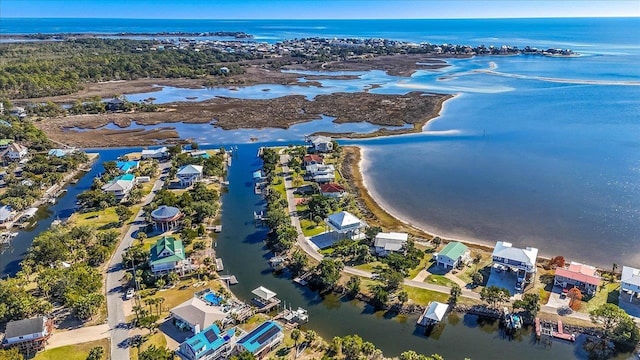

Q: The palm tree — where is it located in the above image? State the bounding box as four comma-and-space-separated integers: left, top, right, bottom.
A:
304, 330, 317, 348
290, 328, 301, 348
157, 297, 165, 316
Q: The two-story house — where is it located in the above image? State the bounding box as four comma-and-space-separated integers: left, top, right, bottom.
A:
1, 316, 53, 353
492, 241, 538, 283
176, 323, 237, 360
620, 266, 640, 305
553, 261, 601, 295
235, 321, 283, 358
149, 236, 189, 275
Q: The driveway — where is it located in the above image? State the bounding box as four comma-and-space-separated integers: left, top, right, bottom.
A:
48, 324, 111, 349
106, 161, 170, 360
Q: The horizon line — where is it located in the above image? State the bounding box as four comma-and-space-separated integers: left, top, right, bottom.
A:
2, 15, 639, 20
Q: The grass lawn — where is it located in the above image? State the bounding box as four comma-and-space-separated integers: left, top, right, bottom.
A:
34, 338, 110, 360
130, 332, 167, 360
355, 261, 388, 274
299, 219, 325, 237
456, 251, 492, 284
403, 285, 449, 306
583, 282, 620, 312
71, 207, 119, 229
407, 256, 433, 279
425, 274, 457, 288
272, 177, 287, 198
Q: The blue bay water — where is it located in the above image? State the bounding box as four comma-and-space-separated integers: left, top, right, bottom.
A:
2, 17, 638, 267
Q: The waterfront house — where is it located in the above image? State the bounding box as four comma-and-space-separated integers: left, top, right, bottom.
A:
170, 296, 228, 334
151, 205, 182, 232
101, 173, 135, 201
177, 165, 204, 187
491, 241, 538, 282
374, 232, 408, 256
417, 302, 449, 326
553, 261, 601, 295
305, 164, 335, 183
620, 266, 640, 304
116, 160, 139, 174
302, 154, 323, 166
9, 107, 27, 119
326, 211, 366, 240
0, 139, 14, 150
141, 146, 169, 160
319, 182, 346, 198
306, 135, 333, 153
5, 143, 28, 161
1, 316, 53, 354
436, 241, 469, 270
235, 321, 283, 358
0, 205, 15, 224
176, 323, 236, 360
149, 236, 189, 275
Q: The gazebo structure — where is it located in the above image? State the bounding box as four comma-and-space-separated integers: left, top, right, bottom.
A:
151, 205, 182, 232
417, 301, 449, 326
325, 211, 366, 241
251, 286, 281, 312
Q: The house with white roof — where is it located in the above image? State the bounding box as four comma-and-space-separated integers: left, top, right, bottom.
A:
554, 261, 601, 295
620, 266, 640, 304
141, 146, 169, 160
305, 164, 335, 183
177, 165, 204, 187
170, 296, 228, 334
176, 323, 236, 360
326, 211, 366, 240
101, 173, 135, 201
5, 143, 28, 161
306, 135, 333, 153
374, 232, 408, 256
0, 205, 15, 224
491, 241, 538, 283
417, 302, 449, 326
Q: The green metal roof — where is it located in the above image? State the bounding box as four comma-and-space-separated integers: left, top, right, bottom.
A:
149, 236, 185, 265
439, 242, 468, 260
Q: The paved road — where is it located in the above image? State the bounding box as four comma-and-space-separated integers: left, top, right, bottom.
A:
106, 162, 169, 360
48, 324, 111, 349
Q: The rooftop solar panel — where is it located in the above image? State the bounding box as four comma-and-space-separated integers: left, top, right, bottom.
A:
240, 322, 271, 343
204, 329, 218, 343
255, 326, 280, 345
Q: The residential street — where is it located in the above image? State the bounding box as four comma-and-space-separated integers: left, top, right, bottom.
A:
105, 162, 169, 360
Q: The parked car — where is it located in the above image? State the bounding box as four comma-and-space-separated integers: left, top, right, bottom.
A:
125, 288, 135, 300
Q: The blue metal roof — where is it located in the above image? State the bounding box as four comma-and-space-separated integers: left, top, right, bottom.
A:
182, 323, 235, 359
237, 321, 282, 354
116, 161, 138, 173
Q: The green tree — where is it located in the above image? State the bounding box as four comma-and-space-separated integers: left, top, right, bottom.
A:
512, 293, 540, 316
138, 314, 160, 334
289, 250, 308, 276
304, 330, 317, 347
316, 258, 343, 290
86, 346, 104, 360
449, 284, 462, 305
345, 276, 361, 297
480, 286, 510, 308
0, 348, 24, 360
590, 303, 640, 347
230, 351, 256, 360
138, 344, 173, 360
290, 328, 301, 347
398, 290, 409, 304
116, 205, 133, 224
471, 271, 484, 286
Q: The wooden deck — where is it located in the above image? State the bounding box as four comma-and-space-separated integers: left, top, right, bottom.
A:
551, 319, 576, 342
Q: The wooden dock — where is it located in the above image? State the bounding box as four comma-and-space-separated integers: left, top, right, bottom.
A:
293, 271, 313, 286
551, 319, 576, 342
535, 317, 541, 339
215, 258, 224, 272
220, 275, 238, 285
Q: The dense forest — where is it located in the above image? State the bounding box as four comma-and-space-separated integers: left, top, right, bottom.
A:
0, 38, 249, 98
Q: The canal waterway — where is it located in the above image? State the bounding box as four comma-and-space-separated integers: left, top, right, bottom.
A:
214, 141, 602, 359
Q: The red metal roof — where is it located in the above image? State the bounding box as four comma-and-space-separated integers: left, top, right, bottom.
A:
319, 183, 345, 193
555, 262, 601, 286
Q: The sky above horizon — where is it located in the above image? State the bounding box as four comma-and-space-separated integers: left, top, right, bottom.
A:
1, 0, 639, 19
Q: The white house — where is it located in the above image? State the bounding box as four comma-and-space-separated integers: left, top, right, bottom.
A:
5, 143, 28, 161
1, 316, 52, 352
492, 241, 538, 283
326, 211, 366, 240
374, 232, 408, 256
319, 183, 346, 198
620, 266, 640, 304
307, 135, 333, 153
170, 296, 228, 334
305, 164, 335, 183
0, 205, 15, 224
101, 174, 135, 201
436, 241, 469, 270
177, 165, 204, 187
141, 146, 169, 159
